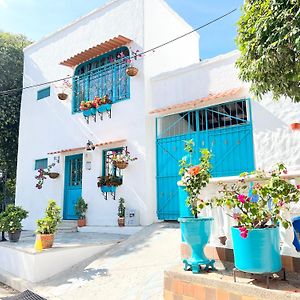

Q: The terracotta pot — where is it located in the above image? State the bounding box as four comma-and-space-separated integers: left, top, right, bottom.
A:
77, 218, 86, 227
48, 172, 59, 179
113, 161, 128, 169
118, 217, 125, 227
58, 93, 68, 100
290, 123, 300, 131
126, 66, 138, 77
39, 234, 54, 249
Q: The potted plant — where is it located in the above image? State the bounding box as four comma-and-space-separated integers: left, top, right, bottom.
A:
97, 175, 123, 193
57, 79, 72, 100
215, 163, 300, 274
80, 100, 96, 117
0, 205, 28, 242
94, 95, 112, 113
36, 200, 61, 249
118, 197, 125, 227
178, 139, 215, 273
35, 163, 59, 189
111, 149, 137, 169
125, 49, 142, 77
75, 197, 88, 227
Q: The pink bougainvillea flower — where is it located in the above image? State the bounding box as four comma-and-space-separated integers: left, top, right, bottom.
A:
283, 169, 288, 174
297, 185, 300, 190
239, 226, 248, 238
237, 194, 247, 204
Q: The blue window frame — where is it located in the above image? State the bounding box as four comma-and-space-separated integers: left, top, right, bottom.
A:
72, 47, 130, 113
37, 87, 50, 100
35, 158, 48, 170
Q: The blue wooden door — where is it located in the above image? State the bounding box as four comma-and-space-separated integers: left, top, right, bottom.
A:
156, 99, 255, 220
64, 154, 83, 220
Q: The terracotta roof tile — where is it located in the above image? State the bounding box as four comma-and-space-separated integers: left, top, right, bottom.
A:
149, 87, 244, 116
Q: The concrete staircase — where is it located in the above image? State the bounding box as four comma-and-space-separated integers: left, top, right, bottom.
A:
57, 220, 78, 233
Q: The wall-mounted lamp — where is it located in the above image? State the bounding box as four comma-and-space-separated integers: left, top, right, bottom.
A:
86, 140, 95, 151
53, 156, 60, 164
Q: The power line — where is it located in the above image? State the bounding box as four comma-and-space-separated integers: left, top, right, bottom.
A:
0, 8, 237, 96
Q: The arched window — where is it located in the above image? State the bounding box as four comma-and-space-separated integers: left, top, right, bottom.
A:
72, 47, 130, 113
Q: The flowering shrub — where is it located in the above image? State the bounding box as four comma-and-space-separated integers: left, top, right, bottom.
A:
215, 163, 300, 238
97, 175, 123, 187
0, 204, 28, 233
35, 163, 55, 189
178, 139, 212, 217
80, 96, 111, 111
111, 149, 137, 164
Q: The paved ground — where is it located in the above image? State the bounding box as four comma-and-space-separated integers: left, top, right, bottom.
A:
0, 282, 17, 298
34, 222, 181, 300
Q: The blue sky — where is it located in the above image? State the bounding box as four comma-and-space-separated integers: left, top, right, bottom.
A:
0, 0, 243, 59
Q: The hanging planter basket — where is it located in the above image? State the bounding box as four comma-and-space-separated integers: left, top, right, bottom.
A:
126, 66, 138, 77
57, 93, 68, 100
290, 123, 300, 131
48, 172, 59, 179
113, 161, 128, 169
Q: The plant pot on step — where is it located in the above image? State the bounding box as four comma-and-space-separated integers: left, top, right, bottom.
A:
48, 172, 59, 179
178, 217, 215, 273
113, 161, 128, 169
118, 217, 125, 227
77, 218, 86, 227
57, 93, 68, 100
231, 226, 281, 274
8, 229, 21, 242
39, 233, 54, 249
126, 66, 138, 77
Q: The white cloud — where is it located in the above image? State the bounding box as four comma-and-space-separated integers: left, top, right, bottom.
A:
0, 0, 7, 7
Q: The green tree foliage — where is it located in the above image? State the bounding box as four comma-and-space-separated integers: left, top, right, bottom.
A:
0, 32, 31, 180
236, 0, 300, 102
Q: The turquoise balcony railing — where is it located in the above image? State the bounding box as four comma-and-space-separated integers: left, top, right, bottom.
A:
72, 59, 130, 113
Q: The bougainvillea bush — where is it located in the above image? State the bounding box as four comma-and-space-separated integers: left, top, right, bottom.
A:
179, 139, 212, 217
215, 163, 300, 238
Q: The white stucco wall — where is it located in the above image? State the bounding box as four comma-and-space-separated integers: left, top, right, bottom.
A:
151, 50, 300, 172
16, 0, 201, 229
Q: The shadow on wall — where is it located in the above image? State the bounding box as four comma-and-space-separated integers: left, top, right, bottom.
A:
251, 100, 287, 132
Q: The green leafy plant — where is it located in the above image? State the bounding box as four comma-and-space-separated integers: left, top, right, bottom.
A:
236, 0, 300, 102
74, 197, 88, 220
0, 204, 28, 233
179, 139, 212, 217
97, 175, 123, 187
36, 200, 61, 234
118, 197, 125, 218
215, 163, 300, 238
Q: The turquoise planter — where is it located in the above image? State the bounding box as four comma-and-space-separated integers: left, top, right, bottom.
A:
231, 226, 281, 274
97, 103, 112, 113
178, 217, 215, 273
83, 108, 96, 117
100, 186, 116, 193
178, 185, 193, 218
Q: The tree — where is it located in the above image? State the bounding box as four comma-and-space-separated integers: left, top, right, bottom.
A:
0, 32, 31, 180
236, 0, 300, 102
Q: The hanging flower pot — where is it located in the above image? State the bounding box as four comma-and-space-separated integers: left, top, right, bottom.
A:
48, 172, 59, 179
101, 185, 117, 193
126, 66, 138, 77
290, 123, 300, 131
113, 161, 128, 169
57, 93, 68, 100
97, 103, 112, 113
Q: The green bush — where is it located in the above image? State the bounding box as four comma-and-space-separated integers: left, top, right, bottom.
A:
36, 200, 61, 234
0, 204, 28, 233
74, 197, 88, 219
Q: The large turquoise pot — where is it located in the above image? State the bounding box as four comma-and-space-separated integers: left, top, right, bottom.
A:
97, 103, 112, 113
178, 185, 193, 218
231, 226, 281, 274
179, 217, 215, 273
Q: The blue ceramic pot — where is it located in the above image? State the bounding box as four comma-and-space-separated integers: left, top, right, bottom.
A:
231, 226, 281, 273
100, 186, 116, 193
178, 217, 215, 273
178, 185, 193, 218
97, 104, 112, 113
82, 108, 96, 117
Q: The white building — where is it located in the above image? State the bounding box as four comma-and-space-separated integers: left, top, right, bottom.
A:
16, 0, 300, 231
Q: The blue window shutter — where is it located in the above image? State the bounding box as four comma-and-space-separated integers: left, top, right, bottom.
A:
35, 158, 48, 170
37, 87, 50, 100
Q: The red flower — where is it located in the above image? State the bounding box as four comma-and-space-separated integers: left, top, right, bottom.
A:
188, 166, 201, 176
237, 194, 247, 204
239, 226, 248, 238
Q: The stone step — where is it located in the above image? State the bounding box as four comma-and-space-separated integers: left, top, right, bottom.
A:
57, 220, 78, 233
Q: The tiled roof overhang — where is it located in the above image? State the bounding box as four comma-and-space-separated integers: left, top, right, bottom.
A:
60, 35, 131, 68
149, 87, 245, 117
48, 139, 126, 155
